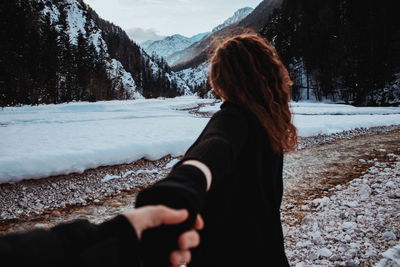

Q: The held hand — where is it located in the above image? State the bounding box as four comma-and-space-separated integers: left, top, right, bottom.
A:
123, 206, 204, 266
170, 213, 204, 267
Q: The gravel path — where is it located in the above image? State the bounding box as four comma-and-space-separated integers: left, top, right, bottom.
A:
283, 145, 400, 266
0, 126, 399, 266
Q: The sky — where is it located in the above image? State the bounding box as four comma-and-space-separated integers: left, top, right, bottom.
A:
84, 0, 263, 43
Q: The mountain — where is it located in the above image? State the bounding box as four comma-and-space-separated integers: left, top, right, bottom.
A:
237, 0, 282, 30
211, 7, 253, 33
171, 1, 281, 94
141, 32, 209, 65
141, 6, 254, 68
0, 0, 190, 106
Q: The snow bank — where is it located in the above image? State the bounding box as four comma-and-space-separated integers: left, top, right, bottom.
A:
291, 102, 400, 115
0, 98, 399, 183
0, 97, 212, 183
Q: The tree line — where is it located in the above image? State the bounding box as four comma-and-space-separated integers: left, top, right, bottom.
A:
0, 0, 181, 107
261, 0, 400, 105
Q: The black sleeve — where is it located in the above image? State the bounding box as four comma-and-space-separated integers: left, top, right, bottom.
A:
135, 106, 248, 267
182, 106, 249, 188
0, 215, 140, 267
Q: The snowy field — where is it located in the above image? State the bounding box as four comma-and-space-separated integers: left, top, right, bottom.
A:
1, 96, 400, 183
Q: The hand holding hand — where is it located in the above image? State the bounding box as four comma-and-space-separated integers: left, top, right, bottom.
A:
123, 206, 204, 266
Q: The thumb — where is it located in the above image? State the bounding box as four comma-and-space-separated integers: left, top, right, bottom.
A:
151, 206, 189, 227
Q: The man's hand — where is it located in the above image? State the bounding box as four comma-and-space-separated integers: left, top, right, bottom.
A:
123, 205, 204, 266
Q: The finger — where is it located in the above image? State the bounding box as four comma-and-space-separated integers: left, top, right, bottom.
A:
152, 206, 189, 227
170, 250, 191, 266
178, 230, 200, 250
194, 214, 204, 230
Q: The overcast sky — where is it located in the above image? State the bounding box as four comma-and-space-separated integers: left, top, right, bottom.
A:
84, 0, 263, 43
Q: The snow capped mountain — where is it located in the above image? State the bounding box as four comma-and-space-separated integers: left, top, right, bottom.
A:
189, 32, 210, 43
212, 7, 254, 33
36, 0, 142, 98
142, 32, 209, 65
28, 0, 191, 101
142, 7, 253, 67
176, 62, 209, 91
141, 7, 255, 90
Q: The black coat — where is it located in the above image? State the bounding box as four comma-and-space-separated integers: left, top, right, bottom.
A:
0, 215, 140, 267
137, 101, 290, 267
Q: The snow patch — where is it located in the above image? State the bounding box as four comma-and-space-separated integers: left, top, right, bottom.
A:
101, 174, 120, 182
1, 99, 400, 183
165, 159, 180, 169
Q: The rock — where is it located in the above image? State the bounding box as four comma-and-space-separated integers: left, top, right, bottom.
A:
378, 245, 400, 266
312, 197, 330, 207
34, 223, 49, 229
310, 231, 325, 245
110, 202, 123, 207
84, 188, 92, 194
344, 201, 358, 207
69, 184, 78, 191
356, 215, 364, 223
345, 248, 358, 258
52, 210, 62, 217
359, 184, 372, 200
295, 262, 305, 267
345, 261, 358, 267
301, 214, 315, 225
342, 222, 357, 231
385, 181, 396, 189
382, 231, 397, 240
365, 249, 377, 258
319, 248, 333, 257
18, 200, 26, 208
309, 252, 318, 260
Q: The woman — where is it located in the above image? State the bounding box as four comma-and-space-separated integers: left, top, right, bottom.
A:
0, 205, 203, 267
136, 30, 297, 267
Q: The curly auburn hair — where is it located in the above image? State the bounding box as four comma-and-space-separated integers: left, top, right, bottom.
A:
209, 30, 297, 154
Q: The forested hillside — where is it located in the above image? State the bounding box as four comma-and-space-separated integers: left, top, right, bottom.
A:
0, 0, 188, 106
262, 0, 400, 105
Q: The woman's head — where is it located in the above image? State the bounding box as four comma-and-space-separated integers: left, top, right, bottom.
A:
209, 30, 297, 154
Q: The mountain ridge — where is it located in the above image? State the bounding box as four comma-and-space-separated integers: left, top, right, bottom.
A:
141, 7, 254, 67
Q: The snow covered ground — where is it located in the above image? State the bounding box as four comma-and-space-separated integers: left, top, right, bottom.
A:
1, 97, 399, 183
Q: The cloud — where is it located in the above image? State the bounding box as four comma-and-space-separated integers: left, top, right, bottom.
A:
126, 27, 165, 43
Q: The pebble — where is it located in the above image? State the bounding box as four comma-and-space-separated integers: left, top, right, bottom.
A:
34, 223, 49, 229
110, 202, 123, 207
342, 222, 357, 230
309, 252, 318, 260
359, 184, 372, 199
385, 181, 396, 188
345, 261, 358, 267
52, 210, 62, 217
382, 232, 397, 240
319, 248, 333, 257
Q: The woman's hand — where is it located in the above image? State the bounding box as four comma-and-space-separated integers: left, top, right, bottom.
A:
123, 205, 204, 266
